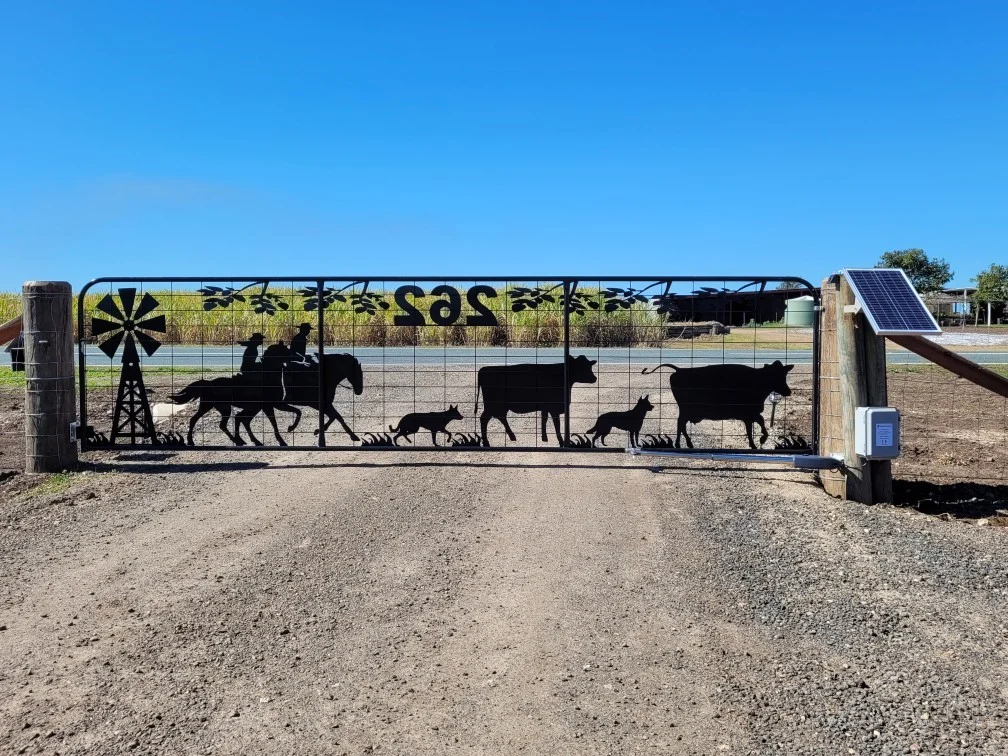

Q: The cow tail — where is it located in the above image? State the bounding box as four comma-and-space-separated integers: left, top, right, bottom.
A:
388, 422, 399, 433
640, 363, 679, 376
475, 378, 481, 413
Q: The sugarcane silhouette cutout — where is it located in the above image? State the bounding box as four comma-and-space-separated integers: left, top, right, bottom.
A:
91, 288, 166, 445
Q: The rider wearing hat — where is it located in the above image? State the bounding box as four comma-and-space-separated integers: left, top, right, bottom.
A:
291, 323, 314, 365
238, 332, 265, 373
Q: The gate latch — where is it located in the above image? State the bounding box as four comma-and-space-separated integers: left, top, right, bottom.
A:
69, 421, 80, 442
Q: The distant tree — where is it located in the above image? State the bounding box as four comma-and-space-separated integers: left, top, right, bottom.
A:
972, 263, 1008, 303
877, 248, 953, 293
775, 280, 806, 290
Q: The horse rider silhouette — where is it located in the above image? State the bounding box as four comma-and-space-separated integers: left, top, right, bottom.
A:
290, 323, 315, 366
238, 332, 265, 373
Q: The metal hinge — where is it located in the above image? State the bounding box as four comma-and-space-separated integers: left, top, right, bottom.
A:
69, 421, 80, 442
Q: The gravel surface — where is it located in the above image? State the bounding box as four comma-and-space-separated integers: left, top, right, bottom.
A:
0, 452, 1006, 755
926, 332, 1008, 346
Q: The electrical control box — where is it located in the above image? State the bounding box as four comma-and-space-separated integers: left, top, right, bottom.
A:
854, 407, 900, 460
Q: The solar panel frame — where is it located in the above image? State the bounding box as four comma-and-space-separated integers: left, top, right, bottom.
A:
842, 268, 942, 336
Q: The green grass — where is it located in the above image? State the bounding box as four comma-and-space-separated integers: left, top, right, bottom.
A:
24, 472, 74, 498
888, 362, 1008, 379
0, 365, 234, 389
0, 367, 25, 387
79, 365, 234, 389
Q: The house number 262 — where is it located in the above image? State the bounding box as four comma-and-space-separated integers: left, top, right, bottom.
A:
393, 285, 499, 327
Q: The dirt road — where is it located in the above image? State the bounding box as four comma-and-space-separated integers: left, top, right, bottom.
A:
1, 452, 1006, 755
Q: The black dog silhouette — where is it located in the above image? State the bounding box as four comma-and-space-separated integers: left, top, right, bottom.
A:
586, 395, 654, 447
390, 405, 463, 446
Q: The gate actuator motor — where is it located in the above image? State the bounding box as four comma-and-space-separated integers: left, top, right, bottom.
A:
854, 406, 900, 460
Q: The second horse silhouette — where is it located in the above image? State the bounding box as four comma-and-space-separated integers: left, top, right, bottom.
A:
390, 405, 463, 446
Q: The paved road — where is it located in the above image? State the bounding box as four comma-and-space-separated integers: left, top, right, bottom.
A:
2, 344, 1005, 370
64, 344, 1008, 368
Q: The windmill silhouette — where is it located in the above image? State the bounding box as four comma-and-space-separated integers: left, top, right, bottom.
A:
91, 288, 166, 444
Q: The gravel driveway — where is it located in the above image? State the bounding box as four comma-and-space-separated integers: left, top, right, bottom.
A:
0, 451, 1005, 755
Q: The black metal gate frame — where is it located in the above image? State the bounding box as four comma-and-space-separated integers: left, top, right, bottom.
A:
77, 275, 821, 454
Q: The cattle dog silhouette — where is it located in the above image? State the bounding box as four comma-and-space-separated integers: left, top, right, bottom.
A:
390, 405, 463, 446
586, 395, 654, 447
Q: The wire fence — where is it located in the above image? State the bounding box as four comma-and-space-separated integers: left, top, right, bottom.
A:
0, 379, 20, 472
887, 353, 1008, 486
818, 296, 1008, 488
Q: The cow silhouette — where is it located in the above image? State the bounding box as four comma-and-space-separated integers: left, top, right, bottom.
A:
476, 355, 598, 446
641, 360, 794, 449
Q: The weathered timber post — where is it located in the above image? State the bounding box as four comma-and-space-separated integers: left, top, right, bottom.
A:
860, 294, 892, 504
23, 281, 77, 473
817, 274, 892, 504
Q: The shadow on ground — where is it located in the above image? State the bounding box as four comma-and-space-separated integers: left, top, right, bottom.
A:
85, 454, 820, 483
893, 479, 1008, 521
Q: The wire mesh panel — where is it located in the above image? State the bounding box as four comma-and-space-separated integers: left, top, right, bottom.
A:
888, 353, 1008, 485
1, 293, 26, 474
77, 276, 820, 454
567, 279, 816, 452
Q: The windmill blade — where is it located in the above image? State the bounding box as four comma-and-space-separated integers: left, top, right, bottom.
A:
134, 329, 162, 357
132, 292, 160, 321
95, 294, 124, 322
97, 330, 125, 359
91, 317, 122, 339
135, 314, 166, 335
117, 288, 137, 319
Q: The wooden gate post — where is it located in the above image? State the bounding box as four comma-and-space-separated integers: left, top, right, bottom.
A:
23, 281, 77, 473
818, 274, 892, 504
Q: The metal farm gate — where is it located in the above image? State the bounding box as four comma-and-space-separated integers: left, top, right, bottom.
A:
76, 276, 821, 456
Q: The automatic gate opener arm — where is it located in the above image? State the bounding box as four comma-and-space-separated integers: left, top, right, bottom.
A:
626, 445, 843, 470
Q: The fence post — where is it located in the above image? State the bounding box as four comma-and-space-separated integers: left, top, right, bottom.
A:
23, 281, 77, 473
316, 279, 326, 447
861, 312, 892, 504
818, 276, 845, 497
562, 280, 571, 448
817, 274, 892, 504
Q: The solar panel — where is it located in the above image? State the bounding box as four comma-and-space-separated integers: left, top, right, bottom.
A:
842, 268, 942, 335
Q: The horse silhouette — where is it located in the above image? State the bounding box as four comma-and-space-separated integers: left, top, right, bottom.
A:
266, 346, 363, 441
169, 343, 363, 446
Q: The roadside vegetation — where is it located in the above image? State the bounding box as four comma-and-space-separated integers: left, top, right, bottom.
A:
2, 286, 816, 349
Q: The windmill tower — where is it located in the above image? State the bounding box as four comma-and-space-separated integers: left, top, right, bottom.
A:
90, 288, 166, 445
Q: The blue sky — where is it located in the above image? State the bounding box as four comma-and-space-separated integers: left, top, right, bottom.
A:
1, 1, 1005, 290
